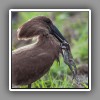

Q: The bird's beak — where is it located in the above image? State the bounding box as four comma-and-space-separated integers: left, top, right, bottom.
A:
50, 24, 68, 43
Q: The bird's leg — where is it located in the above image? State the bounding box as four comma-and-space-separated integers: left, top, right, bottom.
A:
28, 84, 31, 88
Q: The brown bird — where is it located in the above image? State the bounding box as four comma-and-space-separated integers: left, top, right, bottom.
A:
12, 16, 77, 88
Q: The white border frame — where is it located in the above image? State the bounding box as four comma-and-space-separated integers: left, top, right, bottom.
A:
9, 9, 91, 91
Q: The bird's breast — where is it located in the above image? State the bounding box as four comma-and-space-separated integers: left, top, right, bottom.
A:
12, 35, 61, 85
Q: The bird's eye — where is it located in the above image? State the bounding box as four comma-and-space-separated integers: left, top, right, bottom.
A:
45, 19, 51, 24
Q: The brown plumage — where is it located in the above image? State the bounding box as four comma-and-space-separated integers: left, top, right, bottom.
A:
12, 16, 77, 88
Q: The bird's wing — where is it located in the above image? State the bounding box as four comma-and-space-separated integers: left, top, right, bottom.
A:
12, 48, 54, 85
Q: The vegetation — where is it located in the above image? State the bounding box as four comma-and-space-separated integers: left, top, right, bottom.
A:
12, 11, 89, 88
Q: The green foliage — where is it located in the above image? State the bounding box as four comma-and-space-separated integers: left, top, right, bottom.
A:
81, 82, 88, 88
72, 22, 88, 62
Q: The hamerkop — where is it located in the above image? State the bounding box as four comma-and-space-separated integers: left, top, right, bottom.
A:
12, 16, 77, 88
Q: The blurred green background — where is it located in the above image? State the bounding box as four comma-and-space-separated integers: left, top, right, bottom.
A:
12, 11, 89, 88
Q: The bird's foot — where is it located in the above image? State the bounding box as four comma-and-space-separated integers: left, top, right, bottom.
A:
28, 84, 31, 88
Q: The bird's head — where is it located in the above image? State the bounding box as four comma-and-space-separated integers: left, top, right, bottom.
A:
17, 16, 77, 78
17, 16, 68, 43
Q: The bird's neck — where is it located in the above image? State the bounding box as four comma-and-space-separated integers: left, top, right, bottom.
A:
36, 34, 61, 61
